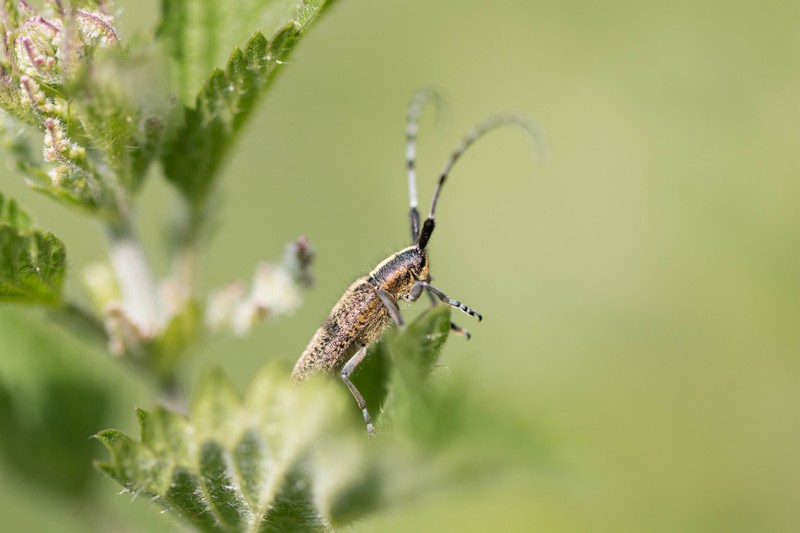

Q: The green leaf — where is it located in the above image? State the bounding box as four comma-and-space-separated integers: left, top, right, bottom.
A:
190, 367, 242, 441
0, 193, 66, 305
97, 365, 353, 532
160, 0, 337, 211
369, 305, 451, 433
350, 338, 393, 426
97, 311, 548, 531
69, 76, 141, 193
0, 308, 113, 500
67, 47, 172, 195
349, 306, 452, 428
151, 298, 202, 377
137, 406, 192, 466
392, 304, 452, 382
0, 192, 32, 230
159, 0, 338, 104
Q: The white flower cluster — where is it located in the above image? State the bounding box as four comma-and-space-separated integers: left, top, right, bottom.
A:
83, 237, 314, 356
207, 237, 314, 335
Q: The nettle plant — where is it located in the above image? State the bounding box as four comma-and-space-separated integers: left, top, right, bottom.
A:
0, 1, 540, 531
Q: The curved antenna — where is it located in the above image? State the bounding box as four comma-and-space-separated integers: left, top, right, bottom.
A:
417, 113, 545, 250
405, 87, 443, 244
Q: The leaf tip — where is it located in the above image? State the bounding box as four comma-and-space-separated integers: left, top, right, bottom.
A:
93, 428, 128, 449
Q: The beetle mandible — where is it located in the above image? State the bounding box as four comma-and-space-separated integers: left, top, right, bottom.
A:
291, 89, 542, 435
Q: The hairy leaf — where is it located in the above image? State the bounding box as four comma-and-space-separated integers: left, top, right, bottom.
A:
160, 0, 337, 210
0, 193, 65, 305
0, 193, 32, 230
97, 364, 353, 532
159, 0, 337, 103
392, 303, 452, 382
351, 305, 452, 430
97, 308, 542, 531
67, 47, 172, 195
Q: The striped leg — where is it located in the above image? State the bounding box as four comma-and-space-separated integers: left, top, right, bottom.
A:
408, 281, 482, 322
425, 285, 471, 339
341, 344, 375, 437
448, 320, 472, 340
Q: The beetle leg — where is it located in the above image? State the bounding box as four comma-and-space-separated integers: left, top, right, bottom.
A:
448, 321, 472, 340
422, 286, 471, 339
408, 281, 482, 322
372, 285, 406, 329
342, 344, 375, 437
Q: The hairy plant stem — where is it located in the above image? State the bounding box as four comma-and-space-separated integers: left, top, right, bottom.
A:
106, 219, 160, 336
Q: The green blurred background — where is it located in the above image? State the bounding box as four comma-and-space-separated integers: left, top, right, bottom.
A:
1, 0, 799, 531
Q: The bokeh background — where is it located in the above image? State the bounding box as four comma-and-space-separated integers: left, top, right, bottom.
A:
1, 0, 799, 531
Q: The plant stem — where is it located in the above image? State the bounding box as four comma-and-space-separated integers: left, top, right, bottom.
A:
173, 242, 197, 295
106, 219, 161, 335
50, 300, 108, 346
169, 202, 204, 300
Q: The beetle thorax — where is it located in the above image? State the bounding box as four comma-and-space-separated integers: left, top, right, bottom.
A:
369, 245, 429, 297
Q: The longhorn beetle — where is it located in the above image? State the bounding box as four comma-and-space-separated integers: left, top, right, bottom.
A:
291, 89, 542, 435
